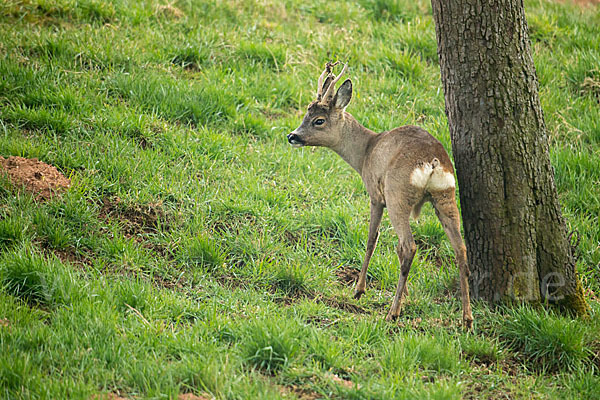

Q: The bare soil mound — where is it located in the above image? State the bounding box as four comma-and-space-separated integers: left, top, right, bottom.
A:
0, 156, 70, 200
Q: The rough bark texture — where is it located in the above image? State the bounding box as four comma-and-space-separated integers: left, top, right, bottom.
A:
430, 0, 587, 314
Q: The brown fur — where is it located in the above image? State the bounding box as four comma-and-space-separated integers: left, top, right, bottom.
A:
288, 73, 473, 329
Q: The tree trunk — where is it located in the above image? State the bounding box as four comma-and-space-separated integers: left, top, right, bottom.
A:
430, 0, 588, 314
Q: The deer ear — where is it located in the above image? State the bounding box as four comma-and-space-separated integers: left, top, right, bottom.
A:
334, 79, 352, 110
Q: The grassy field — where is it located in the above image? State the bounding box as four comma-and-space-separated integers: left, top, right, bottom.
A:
1, 0, 599, 398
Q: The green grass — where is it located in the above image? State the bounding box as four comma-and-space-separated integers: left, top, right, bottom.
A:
241, 318, 302, 373
0, 248, 86, 308
499, 306, 594, 373
1, 0, 599, 398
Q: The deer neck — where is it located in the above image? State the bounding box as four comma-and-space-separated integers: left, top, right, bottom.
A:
331, 113, 376, 175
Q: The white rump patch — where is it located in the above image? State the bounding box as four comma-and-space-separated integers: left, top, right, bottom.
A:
409, 163, 434, 189
428, 168, 455, 191
410, 159, 455, 191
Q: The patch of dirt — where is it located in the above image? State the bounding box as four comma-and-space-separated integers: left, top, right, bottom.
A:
316, 294, 369, 314
208, 211, 257, 235
466, 353, 500, 368
49, 246, 93, 269
581, 75, 600, 100
333, 265, 384, 297
152, 271, 186, 290
304, 315, 339, 328
178, 394, 212, 400
283, 229, 301, 246
335, 265, 358, 285
272, 288, 369, 314
393, 317, 424, 330
278, 384, 322, 400
91, 394, 129, 400
0, 156, 70, 200
0, 318, 10, 328
178, 391, 216, 400
99, 196, 168, 238
156, 4, 185, 19
136, 135, 152, 150
98, 196, 178, 267
326, 372, 360, 390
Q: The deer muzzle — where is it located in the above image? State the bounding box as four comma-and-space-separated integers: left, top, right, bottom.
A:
287, 132, 304, 147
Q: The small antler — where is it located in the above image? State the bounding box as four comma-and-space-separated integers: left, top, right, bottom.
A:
321, 62, 348, 104
316, 61, 340, 101
316, 68, 329, 101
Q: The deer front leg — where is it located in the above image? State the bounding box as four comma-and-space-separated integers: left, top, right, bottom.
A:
353, 202, 384, 299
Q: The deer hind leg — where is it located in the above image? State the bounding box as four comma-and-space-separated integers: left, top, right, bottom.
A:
385, 204, 416, 321
353, 202, 384, 299
431, 190, 473, 330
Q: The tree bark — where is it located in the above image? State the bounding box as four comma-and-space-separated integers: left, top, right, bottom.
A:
430, 0, 588, 314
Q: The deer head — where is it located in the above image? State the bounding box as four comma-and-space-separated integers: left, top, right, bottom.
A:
287, 62, 352, 148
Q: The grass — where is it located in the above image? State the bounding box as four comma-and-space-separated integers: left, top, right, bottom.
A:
0, 0, 599, 398
241, 318, 302, 373
0, 248, 85, 308
499, 306, 594, 373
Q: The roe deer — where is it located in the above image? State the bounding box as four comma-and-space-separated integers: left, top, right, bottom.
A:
287, 62, 473, 329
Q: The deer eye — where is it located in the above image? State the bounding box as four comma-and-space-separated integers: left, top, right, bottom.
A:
314, 118, 326, 126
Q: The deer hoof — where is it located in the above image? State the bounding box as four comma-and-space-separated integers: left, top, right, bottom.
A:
463, 317, 473, 331
385, 313, 398, 322
353, 289, 364, 299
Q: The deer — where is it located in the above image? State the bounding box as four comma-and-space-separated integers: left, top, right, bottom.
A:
287, 62, 473, 329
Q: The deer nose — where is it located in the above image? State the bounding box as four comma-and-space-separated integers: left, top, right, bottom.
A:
287, 133, 302, 145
